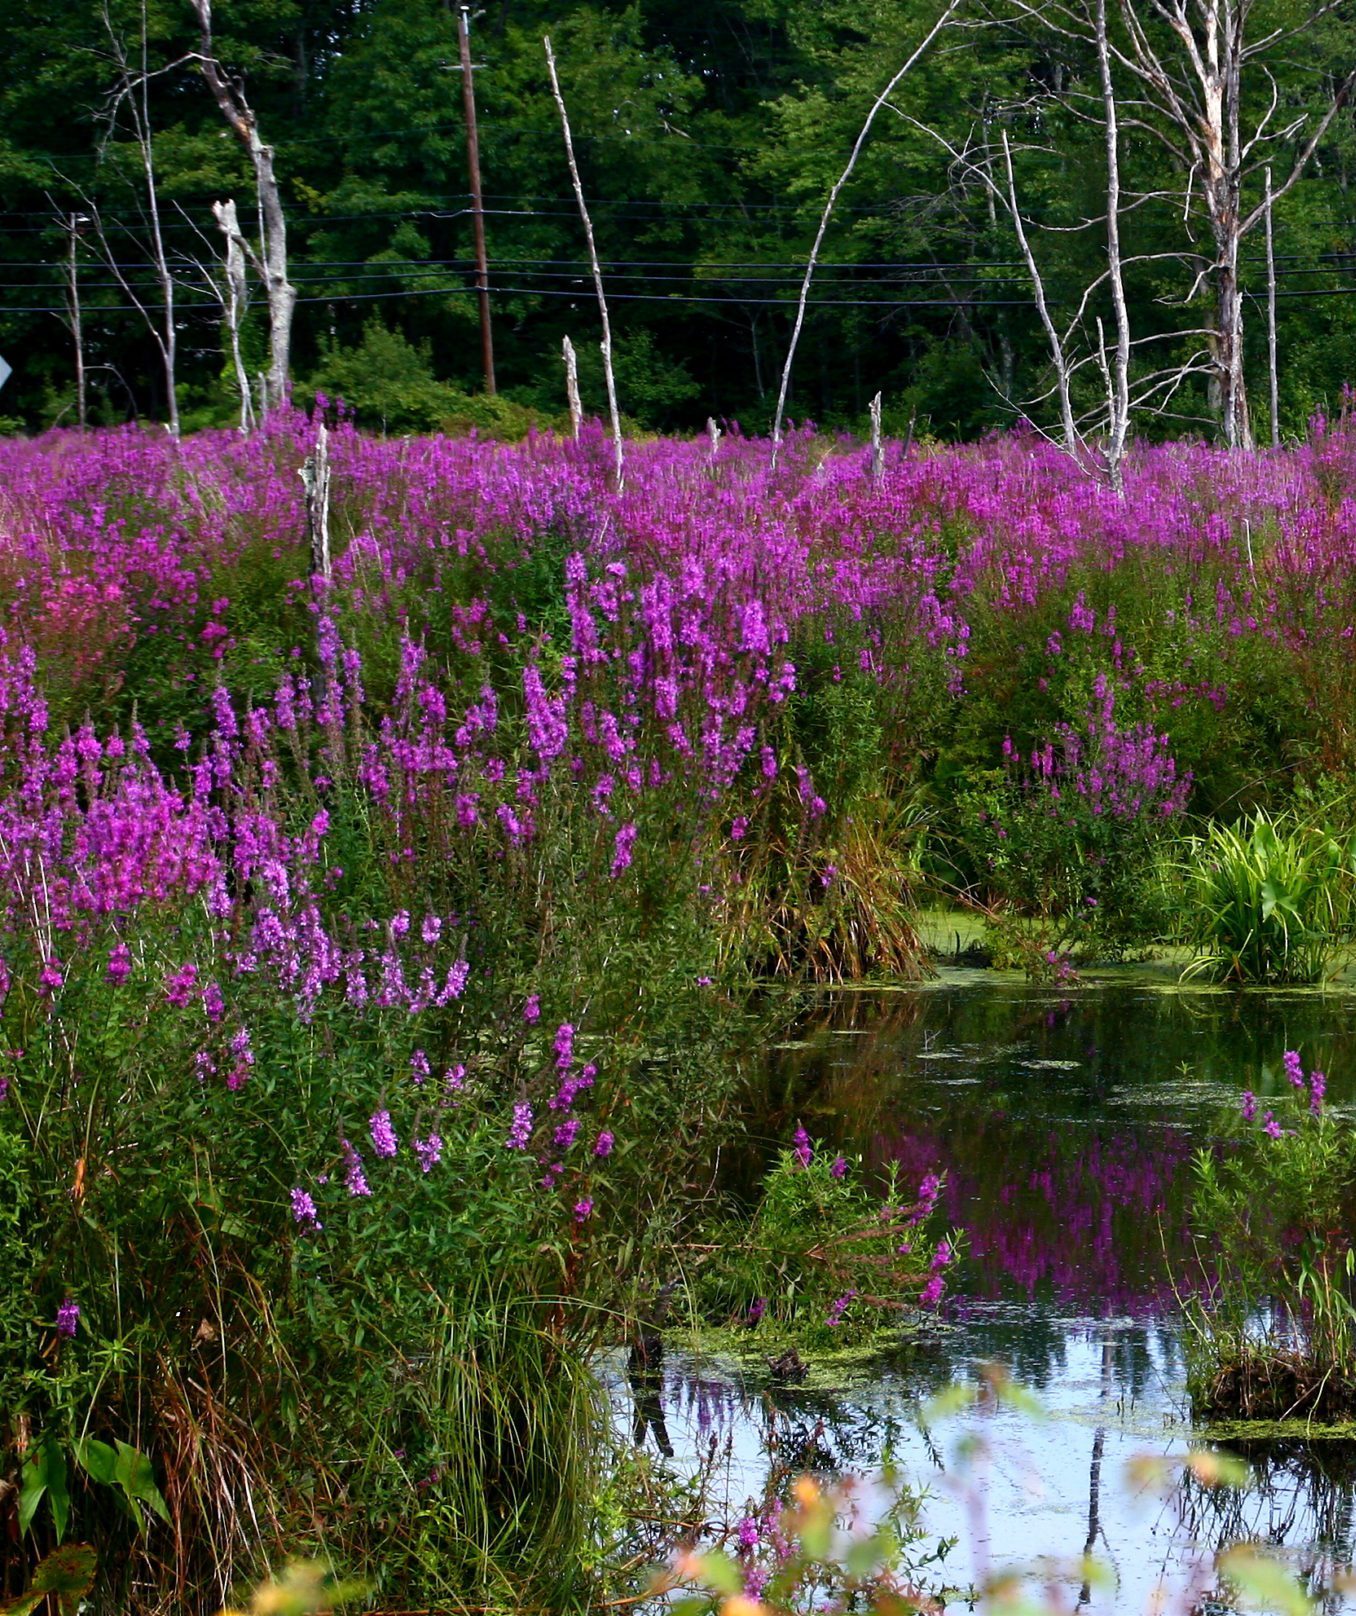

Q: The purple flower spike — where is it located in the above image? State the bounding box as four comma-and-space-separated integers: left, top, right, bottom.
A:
56, 1299, 80, 1338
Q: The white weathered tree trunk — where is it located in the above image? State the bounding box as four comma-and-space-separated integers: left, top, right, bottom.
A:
545, 37, 624, 491
1001, 131, 1078, 456
212, 199, 254, 434
1096, 0, 1131, 490
769, 0, 961, 468
562, 335, 583, 440
191, 0, 296, 413
869, 391, 884, 484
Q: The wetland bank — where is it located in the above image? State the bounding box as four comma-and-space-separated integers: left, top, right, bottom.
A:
8, 419, 1356, 1612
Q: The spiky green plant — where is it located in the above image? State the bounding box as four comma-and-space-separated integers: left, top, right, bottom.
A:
1180, 811, 1353, 983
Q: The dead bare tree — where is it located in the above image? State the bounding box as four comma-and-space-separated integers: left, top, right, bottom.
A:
96, 0, 181, 435
189, 0, 296, 413
991, 0, 1356, 448
769, 0, 962, 469
545, 36, 624, 491
49, 205, 91, 431
1264, 165, 1279, 447
1095, 0, 1131, 489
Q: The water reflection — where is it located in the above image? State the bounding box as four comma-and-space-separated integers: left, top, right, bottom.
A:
627, 977, 1356, 1610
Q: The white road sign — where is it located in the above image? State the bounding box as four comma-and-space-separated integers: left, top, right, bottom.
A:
0, 355, 10, 393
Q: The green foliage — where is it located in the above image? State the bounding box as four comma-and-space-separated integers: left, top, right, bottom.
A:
1180, 810, 1354, 983
0, 1544, 97, 1616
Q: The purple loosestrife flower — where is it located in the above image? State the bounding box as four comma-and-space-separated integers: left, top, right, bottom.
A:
506, 1103, 533, 1150
1283, 1049, 1305, 1089
421, 914, 442, 944
523, 995, 540, 1025
830, 1156, 848, 1179
610, 822, 637, 877
919, 1275, 945, 1308
574, 1198, 594, 1223
342, 1140, 371, 1198
369, 1110, 398, 1159
410, 1048, 430, 1085
594, 1129, 615, 1158
106, 942, 133, 984
1241, 1090, 1257, 1122
1310, 1070, 1327, 1114
737, 1516, 762, 1551
554, 1022, 575, 1069
444, 1064, 467, 1093
746, 1298, 766, 1325
1263, 1110, 1283, 1140
554, 1118, 581, 1152
792, 1124, 812, 1169
826, 1290, 857, 1328
291, 1188, 322, 1230
56, 1299, 80, 1338
414, 1135, 443, 1174
0, 1076, 8, 1104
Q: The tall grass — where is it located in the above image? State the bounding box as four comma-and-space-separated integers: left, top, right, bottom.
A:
1180, 811, 1354, 983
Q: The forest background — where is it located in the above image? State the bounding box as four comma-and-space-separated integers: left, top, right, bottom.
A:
3, 0, 1356, 444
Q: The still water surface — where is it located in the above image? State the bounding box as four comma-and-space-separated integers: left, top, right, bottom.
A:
612, 974, 1356, 1611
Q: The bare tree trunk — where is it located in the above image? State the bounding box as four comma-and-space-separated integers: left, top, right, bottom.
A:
562, 335, 582, 439
707, 416, 722, 464
190, 0, 295, 412
545, 36, 624, 491
213, 199, 254, 434
65, 213, 87, 431
1096, 0, 1131, 491
1265, 166, 1279, 447
96, 3, 179, 436
769, 0, 960, 467
869, 391, 884, 484
300, 423, 331, 583
1001, 131, 1077, 455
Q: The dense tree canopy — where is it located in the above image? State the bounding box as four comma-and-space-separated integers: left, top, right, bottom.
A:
1, 0, 1354, 439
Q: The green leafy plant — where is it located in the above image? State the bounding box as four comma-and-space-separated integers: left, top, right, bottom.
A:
1180, 810, 1354, 983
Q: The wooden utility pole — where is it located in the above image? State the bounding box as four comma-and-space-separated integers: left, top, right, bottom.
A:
459, 5, 496, 394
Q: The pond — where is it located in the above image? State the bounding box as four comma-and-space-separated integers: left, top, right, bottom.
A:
607, 973, 1356, 1610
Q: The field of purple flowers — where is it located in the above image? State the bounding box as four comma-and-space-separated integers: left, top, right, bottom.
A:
4, 409, 1356, 1610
